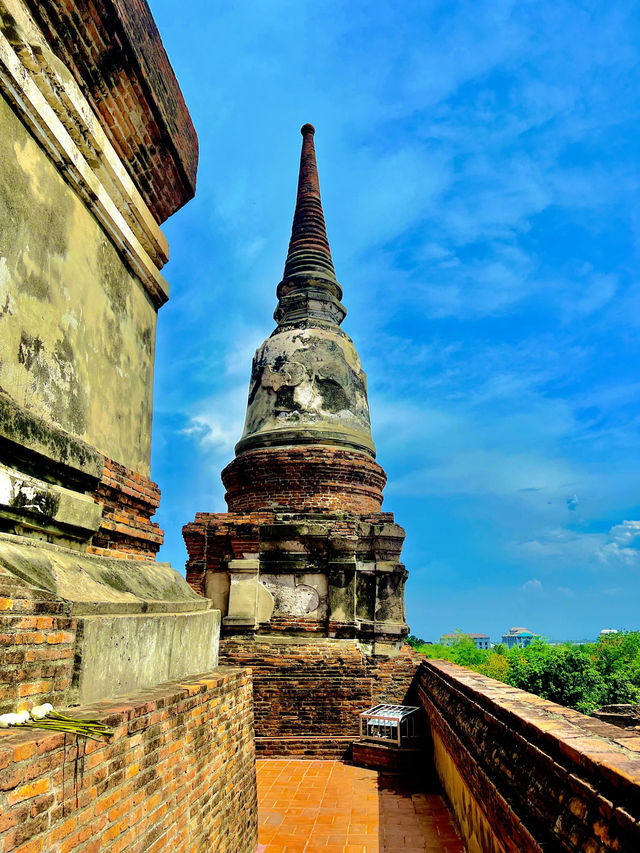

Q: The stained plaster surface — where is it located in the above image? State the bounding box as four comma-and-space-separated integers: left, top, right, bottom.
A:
0, 90, 157, 476
0, 532, 209, 614
76, 609, 220, 704
238, 324, 375, 455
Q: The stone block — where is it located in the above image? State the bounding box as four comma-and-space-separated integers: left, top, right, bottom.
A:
75, 609, 220, 704
0, 462, 102, 542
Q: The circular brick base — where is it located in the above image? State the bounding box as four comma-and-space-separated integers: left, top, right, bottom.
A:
221, 446, 386, 513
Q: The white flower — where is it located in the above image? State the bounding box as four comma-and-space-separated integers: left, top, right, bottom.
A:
31, 703, 53, 720
16, 710, 31, 724
0, 713, 22, 727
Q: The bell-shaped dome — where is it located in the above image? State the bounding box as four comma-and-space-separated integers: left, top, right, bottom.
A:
235, 125, 376, 459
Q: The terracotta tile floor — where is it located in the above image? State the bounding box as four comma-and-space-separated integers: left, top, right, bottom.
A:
256, 759, 466, 853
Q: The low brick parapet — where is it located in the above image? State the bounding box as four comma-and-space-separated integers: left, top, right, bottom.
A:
418, 659, 640, 853
0, 573, 76, 715
0, 668, 257, 853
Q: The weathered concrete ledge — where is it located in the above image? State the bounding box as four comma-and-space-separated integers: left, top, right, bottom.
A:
418, 659, 640, 853
0, 668, 257, 853
0, 534, 220, 706
0, 533, 208, 611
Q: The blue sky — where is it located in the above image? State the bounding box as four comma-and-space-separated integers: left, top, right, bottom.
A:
148, 0, 640, 643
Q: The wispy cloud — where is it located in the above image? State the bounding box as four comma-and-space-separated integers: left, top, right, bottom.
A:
181, 385, 248, 454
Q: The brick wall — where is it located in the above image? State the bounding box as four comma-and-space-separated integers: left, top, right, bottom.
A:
220, 638, 422, 758
89, 458, 163, 560
184, 511, 275, 597
0, 569, 75, 716
418, 659, 640, 853
26, 0, 198, 223
0, 668, 257, 853
221, 446, 386, 514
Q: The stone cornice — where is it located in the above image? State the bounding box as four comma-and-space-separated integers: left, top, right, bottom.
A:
0, 0, 170, 306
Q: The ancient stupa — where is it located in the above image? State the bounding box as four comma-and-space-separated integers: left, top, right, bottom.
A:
184, 124, 408, 657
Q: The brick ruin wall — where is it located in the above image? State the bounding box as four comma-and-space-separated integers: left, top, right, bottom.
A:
219, 638, 423, 758
24, 0, 198, 223
221, 446, 386, 514
0, 668, 257, 853
89, 458, 163, 560
0, 569, 76, 717
418, 659, 640, 853
184, 511, 274, 597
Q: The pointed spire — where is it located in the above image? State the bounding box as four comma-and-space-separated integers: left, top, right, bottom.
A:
275, 125, 346, 326
282, 124, 337, 284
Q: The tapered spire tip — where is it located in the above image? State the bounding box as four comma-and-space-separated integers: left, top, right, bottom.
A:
275, 123, 345, 326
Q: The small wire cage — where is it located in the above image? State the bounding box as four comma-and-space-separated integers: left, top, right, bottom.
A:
359, 704, 421, 748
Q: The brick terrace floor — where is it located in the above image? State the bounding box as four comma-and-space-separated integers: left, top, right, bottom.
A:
256, 759, 467, 853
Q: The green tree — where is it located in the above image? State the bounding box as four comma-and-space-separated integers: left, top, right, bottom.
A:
506, 641, 607, 714
591, 631, 640, 705
406, 630, 640, 714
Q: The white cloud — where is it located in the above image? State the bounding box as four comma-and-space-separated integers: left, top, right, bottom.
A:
598, 542, 640, 568
510, 520, 640, 572
609, 520, 640, 546
522, 578, 543, 593
182, 385, 248, 453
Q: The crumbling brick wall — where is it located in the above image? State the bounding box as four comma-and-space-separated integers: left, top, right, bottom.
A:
220, 638, 423, 758
89, 458, 163, 560
0, 569, 76, 716
0, 668, 257, 853
221, 446, 386, 514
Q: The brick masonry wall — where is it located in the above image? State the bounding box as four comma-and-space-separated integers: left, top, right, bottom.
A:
0, 568, 76, 716
221, 446, 386, 514
0, 668, 257, 853
26, 0, 198, 223
89, 458, 163, 560
183, 511, 275, 597
418, 659, 640, 853
219, 638, 423, 758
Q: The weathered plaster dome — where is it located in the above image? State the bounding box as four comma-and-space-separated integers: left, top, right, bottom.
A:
236, 325, 375, 456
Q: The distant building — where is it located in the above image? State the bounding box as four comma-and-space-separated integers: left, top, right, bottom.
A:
600, 629, 619, 637
502, 627, 539, 649
440, 632, 491, 650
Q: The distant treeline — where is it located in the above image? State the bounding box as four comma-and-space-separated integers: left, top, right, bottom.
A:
407, 631, 640, 714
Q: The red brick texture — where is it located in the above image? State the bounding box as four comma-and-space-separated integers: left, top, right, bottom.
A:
221, 446, 386, 514
0, 569, 76, 716
89, 458, 163, 560
183, 511, 274, 597
418, 659, 640, 853
25, 0, 198, 224
0, 668, 257, 853
219, 638, 423, 758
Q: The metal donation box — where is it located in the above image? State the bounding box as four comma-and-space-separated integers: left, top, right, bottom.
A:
359, 704, 421, 748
